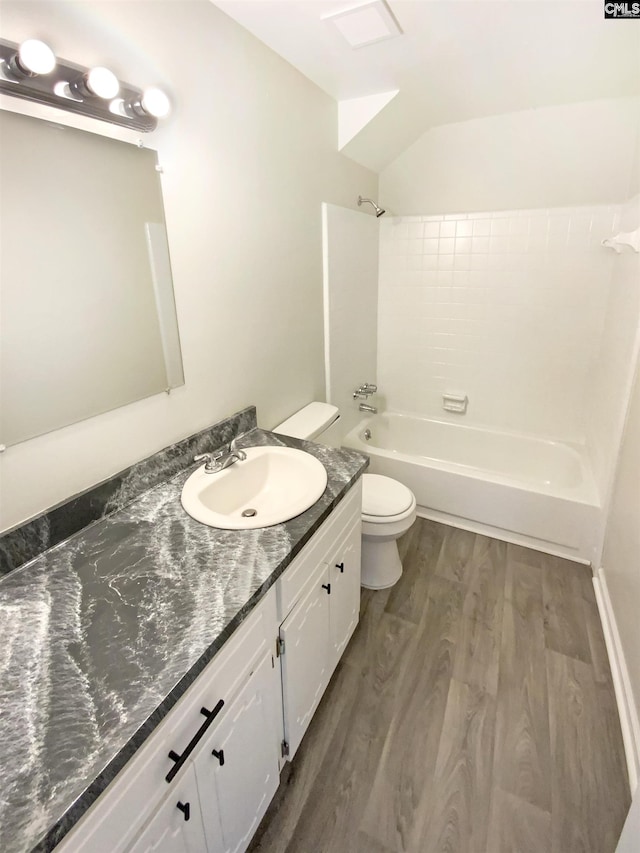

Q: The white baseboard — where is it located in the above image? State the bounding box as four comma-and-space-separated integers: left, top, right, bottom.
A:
593, 567, 640, 793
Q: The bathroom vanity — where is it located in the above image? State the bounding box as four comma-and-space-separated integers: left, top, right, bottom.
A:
0, 408, 368, 853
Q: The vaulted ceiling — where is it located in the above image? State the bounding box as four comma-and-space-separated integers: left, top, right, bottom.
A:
212, 0, 640, 172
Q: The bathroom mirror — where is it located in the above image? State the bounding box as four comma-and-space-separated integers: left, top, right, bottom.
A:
0, 109, 184, 447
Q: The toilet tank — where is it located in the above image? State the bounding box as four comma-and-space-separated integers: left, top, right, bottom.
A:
272, 402, 341, 446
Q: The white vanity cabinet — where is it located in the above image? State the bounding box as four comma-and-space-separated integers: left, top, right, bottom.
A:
127, 765, 206, 853
327, 518, 362, 668
278, 484, 362, 759
54, 480, 362, 853
194, 649, 280, 853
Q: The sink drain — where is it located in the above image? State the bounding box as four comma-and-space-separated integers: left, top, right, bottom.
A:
241, 508, 257, 518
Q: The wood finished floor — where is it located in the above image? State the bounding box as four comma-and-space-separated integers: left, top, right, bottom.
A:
249, 520, 631, 853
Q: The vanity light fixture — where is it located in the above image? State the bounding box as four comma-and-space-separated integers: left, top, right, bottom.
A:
0, 37, 170, 132
9, 39, 56, 77
70, 66, 120, 100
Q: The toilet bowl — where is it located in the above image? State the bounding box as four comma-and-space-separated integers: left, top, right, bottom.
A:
360, 473, 417, 589
273, 403, 417, 590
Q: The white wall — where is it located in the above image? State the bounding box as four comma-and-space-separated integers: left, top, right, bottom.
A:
322, 204, 379, 440
379, 98, 640, 216
600, 353, 640, 788
0, 0, 377, 532
377, 204, 619, 440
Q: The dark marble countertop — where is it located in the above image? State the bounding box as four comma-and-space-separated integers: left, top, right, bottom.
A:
0, 428, 368, 853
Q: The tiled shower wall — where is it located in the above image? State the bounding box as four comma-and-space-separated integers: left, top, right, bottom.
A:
587, 194, 640, 498
377, 205, 621, 441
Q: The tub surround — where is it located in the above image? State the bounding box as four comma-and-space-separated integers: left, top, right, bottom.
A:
0, 414, 368, 853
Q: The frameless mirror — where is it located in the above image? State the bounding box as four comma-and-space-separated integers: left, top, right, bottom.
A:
0, 109, 184, 447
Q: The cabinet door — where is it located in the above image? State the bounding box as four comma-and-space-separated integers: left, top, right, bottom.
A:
195, 651, 280, 853
127, 765, 207, 853
328, 519, 362, 670
279, 559, 331, 759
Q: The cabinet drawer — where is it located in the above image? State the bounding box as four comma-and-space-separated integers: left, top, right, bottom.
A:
277, 481, 362, 619
56, 588, 277, 853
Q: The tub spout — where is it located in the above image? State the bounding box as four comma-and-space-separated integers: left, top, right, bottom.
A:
359, 403, 377, 414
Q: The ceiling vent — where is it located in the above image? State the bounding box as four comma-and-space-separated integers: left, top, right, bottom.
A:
324, 0, 403, 49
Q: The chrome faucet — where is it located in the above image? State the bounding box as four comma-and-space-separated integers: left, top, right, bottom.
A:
359, 402, 377, 414
353, 383, 377, 400
229, 432, 250, 456
194, 443, 246, 474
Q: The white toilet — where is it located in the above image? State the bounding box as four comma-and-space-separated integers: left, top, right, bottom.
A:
273, 402, 417, 589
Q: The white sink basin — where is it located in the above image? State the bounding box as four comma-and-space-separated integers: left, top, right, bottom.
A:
181, 446, 328, 530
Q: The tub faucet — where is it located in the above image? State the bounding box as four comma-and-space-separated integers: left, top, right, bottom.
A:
359, 403, 377, 414
353, 383, 377, 399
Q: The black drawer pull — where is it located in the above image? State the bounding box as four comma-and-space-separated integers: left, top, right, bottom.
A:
166, 699, 225, 783
212, 748, 225, 766
177, 801, 190, 821
336, 562, 345, 573
322, 583, 331, 595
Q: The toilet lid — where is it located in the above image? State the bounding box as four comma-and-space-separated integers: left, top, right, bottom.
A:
362, 474, 414, 518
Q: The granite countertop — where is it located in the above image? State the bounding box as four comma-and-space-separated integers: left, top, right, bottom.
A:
0, 426, 368, 853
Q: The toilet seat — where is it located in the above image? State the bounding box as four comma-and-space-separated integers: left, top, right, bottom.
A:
361, 474, 416, 524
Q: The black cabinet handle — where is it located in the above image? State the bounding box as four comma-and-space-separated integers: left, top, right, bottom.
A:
176, 801, 190, 822
322, 583, 331, 594
166, 699, 225, 783
336, 562, 345, 573
212, 748, 225, 766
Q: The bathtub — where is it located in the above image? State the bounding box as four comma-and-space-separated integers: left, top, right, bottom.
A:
343, 412, 601, 563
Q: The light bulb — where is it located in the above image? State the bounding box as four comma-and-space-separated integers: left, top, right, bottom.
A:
85, 66, 119, 99
17, 39, 56, 75
141, 87, 170, 118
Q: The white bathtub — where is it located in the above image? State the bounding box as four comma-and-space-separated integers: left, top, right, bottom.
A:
344, 412, 601, 563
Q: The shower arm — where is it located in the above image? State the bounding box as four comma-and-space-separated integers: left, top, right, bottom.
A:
357, 196, 386, 217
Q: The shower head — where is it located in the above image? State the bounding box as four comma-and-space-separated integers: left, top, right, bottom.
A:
358, 195, 386, 217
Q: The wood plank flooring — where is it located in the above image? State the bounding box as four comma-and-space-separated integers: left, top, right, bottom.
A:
249, 520, 631, 853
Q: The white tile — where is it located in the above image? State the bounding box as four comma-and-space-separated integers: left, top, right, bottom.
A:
456, 220, 474, 237
508, 234, 528, 254
509, 217, 530, 235
490, 219, 510, 236
455, 237, 472, 253
528, 216, 548, 236
471, 236, 490, 253
453, 254, 471, 270
569, 215, 591, 234
440, 221, 456, 238
472, 220, 492, 236
490, 235, 509, 254
424, 222, 440, 238
439, 237, 456, 253
437, 271, 454, 286
424, 238, 440, 254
